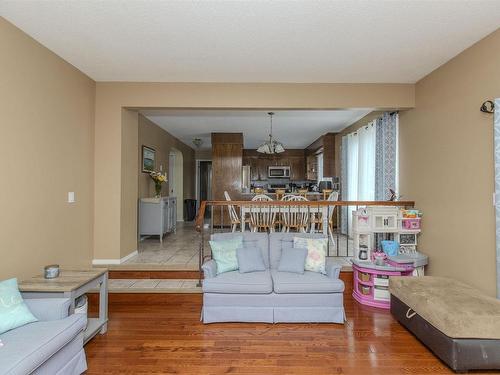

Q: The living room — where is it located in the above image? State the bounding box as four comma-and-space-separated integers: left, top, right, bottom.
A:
1, 1, 500, 374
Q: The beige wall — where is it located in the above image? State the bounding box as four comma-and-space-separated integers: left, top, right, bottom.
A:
0, 18, 95, 278
138, 114, 195, 200
399, 29, 500, 296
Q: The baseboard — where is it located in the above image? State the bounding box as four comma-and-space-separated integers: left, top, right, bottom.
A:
92, 250, 138, 265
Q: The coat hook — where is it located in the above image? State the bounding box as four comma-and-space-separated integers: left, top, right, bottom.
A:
480, 100, 495, 114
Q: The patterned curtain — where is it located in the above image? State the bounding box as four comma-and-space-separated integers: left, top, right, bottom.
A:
494, 99, 500, 298
375, 112, 398, 200
340, 135, 348, 234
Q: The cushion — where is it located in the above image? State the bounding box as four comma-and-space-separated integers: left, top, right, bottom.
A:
237, 247, 266, 273
389, 276, 500, 339
0, 278, 37, 334
211, 232, 270, 268
271, 270, 345, 294
209, 237, 243, 274
202, 270, 273, 294
0, 314, 86, 375
293, 237, 327, 274
277, 247, 307, 274
268, 233, 327, 269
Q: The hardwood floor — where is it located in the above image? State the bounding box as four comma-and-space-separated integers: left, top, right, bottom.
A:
84, 289, 469, 375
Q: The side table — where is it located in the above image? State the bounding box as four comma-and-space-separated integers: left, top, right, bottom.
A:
19, 268, 108, 344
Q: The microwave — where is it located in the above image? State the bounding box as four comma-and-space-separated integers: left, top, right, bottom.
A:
268, 166, 290, 178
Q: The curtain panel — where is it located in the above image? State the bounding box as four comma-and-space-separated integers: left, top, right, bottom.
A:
375, 113, 398, 200
494, 98, 500, 298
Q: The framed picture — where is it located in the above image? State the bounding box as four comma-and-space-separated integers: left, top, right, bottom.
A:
142, 146, 156, 173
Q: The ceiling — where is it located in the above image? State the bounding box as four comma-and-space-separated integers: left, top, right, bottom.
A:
2, 1, 500, 83
141, 109, 373, 149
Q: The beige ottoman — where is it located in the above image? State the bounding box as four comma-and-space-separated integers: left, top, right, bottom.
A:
390, 276, 500, 373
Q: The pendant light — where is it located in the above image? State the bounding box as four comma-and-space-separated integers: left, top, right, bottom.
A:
256, 112, 285, 154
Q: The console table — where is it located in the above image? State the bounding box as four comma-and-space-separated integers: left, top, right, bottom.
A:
19, 268, 108, 344
139, 196, 177, 243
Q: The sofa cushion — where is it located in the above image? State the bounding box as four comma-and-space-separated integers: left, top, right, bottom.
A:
278, 247, 307, 274
211, 232, 270, 268
203, 270, 273, 294
271, 270, 345, 294
0, 313, 86, 375
269, 233, 328, 269
237, 247, 266, 273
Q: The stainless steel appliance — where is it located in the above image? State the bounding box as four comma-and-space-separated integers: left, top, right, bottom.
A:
268, 166, 290, 178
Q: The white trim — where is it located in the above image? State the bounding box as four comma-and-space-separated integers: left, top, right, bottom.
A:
92, 250, 138, 265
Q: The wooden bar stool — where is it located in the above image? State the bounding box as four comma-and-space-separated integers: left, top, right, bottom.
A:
275, 189, 286, 200
322, 189, 333, 200
298, 189, 308, 198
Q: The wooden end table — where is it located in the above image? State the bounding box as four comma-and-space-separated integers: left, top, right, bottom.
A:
19, 267, 108, 344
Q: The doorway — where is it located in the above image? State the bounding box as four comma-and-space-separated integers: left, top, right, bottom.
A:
197, 160, 212, 218
169, 148, 184, 221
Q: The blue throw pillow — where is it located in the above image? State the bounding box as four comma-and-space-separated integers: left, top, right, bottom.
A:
237, 246, 266, 273
0, 278, 38, 334
278, 247, 308, 274
209, 237, 243, 274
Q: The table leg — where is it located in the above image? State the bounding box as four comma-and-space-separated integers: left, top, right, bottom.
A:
99, 273, 108, 334
64, 291, 75, 314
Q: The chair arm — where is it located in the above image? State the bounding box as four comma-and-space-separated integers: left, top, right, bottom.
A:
325, 258, 342, 279
23, 298, 71, 321
201, 259, 217, 278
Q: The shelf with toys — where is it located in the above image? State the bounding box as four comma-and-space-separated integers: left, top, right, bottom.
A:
351, 206, 428, 309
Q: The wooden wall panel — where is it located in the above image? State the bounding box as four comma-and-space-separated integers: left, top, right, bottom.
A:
211, 133, 243, 224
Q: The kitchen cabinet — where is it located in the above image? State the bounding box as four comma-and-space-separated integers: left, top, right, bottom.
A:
242, 149, 306, 182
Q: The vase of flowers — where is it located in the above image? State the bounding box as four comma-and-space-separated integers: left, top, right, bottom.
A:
150, 171, 167, 198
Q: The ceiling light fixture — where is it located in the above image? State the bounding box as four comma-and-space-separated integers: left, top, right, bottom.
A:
192, 138, 203, 148
256, 112, 285, 154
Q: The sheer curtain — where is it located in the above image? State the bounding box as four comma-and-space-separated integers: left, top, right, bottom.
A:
344, 121, 376, 235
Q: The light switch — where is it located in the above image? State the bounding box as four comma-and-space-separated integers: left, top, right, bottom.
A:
68, 192, 75, 203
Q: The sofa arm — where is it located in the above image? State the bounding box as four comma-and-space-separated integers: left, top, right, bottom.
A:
23, 298, 71, 321
201, 259, 217, 278
325, 258, 342, 279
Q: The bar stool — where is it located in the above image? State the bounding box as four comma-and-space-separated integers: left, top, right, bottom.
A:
298, 189, 308, 198
275, 189, 286, 200
322, 189, 333, 201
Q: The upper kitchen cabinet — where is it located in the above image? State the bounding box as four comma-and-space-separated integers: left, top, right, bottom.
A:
242, 149, 305, 181
305, 132, 336, 179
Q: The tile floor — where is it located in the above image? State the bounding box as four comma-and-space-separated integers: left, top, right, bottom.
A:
108, 278, 201, 293
118, 221, 354, 271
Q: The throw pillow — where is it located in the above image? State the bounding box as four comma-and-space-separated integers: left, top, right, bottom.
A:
209, 237, 243, 274
236, 246, 266, 273
278, 247, 308, 274
293, 237, 327, 274
0, 278, 38, 335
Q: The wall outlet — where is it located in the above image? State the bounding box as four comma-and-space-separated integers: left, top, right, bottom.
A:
68, 192, 75, 203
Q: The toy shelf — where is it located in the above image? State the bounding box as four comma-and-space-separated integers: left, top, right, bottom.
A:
352, 260, 413, 310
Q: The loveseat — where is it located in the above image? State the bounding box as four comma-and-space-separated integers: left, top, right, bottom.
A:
0, 298, 87, 375
201, 232, 345, 323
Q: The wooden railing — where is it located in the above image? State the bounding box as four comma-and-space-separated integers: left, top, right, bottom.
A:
195, 200, 415, 232
194, 200, 415, 284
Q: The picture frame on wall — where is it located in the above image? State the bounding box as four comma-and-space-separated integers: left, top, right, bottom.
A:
142, 146, 156, 173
